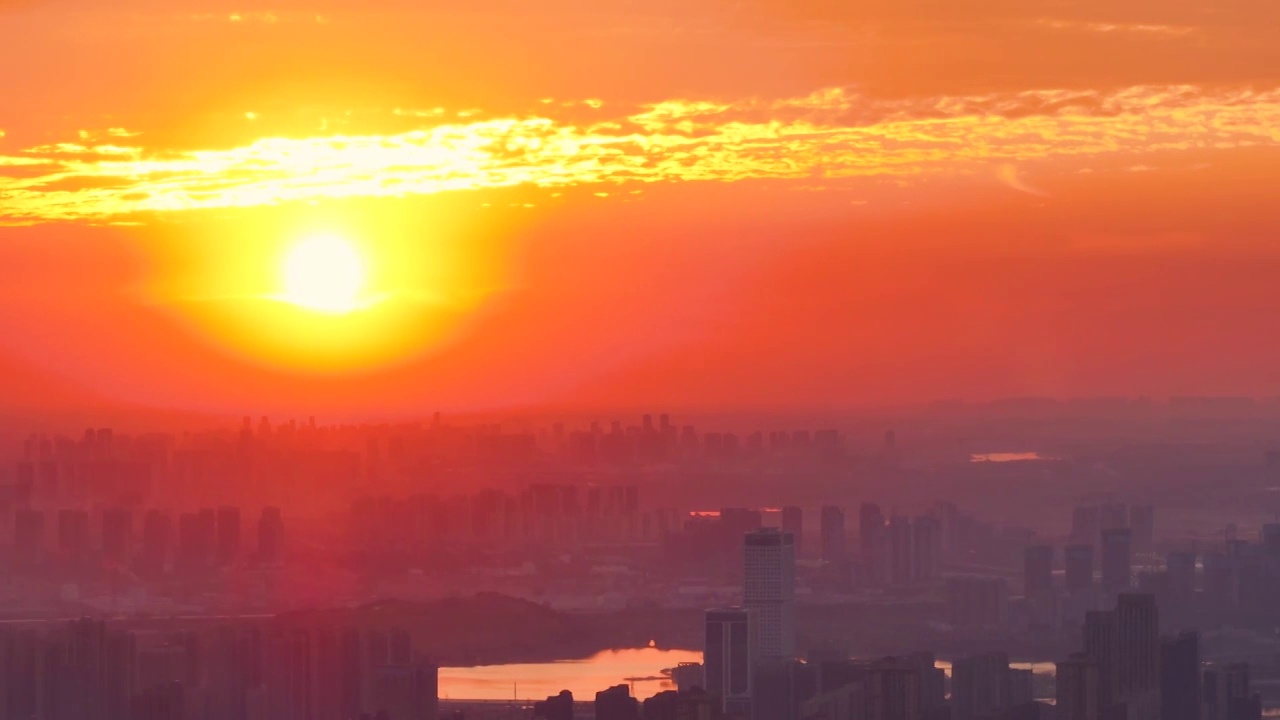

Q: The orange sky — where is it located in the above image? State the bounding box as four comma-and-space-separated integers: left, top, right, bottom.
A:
2, 0, 1280, 415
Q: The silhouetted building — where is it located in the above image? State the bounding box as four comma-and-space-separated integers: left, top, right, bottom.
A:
1116, 593, 1160, 718
946, 576, 1008, 629
820, 506, 845, 565
595, 684, 640, 720
1024, 545, 1054, 599
1160, 632, 1200, 720
216, 506, 241, 566
782, 506, 803, 557
744, 528, 795, 661
372, 660, 438, 720
141, 509, 171, 574
534, 690, 574, 720
1056, 654, 1100, 720
1066, 545, 1095, 593
259, 506, 285, 564
102, 507, 132, 566
1203, 664, 1261, 720
58, 508, 90, 558
704, 608, 752, 715
1101, 529, 1133, 592
14, 508, 45, 564
1130, 506, 1154, 553
131, 681, 184, 720
1084, 610, 1119, 716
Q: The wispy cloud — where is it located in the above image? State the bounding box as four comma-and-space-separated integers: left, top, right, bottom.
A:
2, 84, 1279, 223
1036, 18, 1197, 37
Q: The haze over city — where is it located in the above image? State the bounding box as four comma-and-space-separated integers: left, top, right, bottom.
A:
3, 1, 1280, 720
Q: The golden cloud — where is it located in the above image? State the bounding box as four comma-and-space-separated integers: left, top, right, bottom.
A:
2, 84, 1279, 223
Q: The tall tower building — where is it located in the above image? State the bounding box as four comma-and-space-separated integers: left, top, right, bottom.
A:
887, 516, 915, 585
1065, 544, 1095, 593
1116, 593, 1160, 718
1101, 528, 1133, 592
1084, 610, 1119, 715
1024, 545, 1054, 598
704, 608, 753, 714
819, 506, 845, 564
1056, 654, 1100, 720
1160, 632, 1200, 720
259, 506, 285, 564
102, 508, 133, 566
743, 528, 796, 661
216, 506, 242, 566
1129, 505, 1155, 553
913, 515, 942, 582
782, 506, 803, 557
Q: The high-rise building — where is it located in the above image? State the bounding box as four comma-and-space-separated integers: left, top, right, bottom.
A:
371, 660, 438, 720
782, 506, 803, 557
1072, 506, 1101, 544
1160, 632, 1200, 720
1101, 528, 1133, 592
864, 656, 924, 720
1066, 544, 1096, 593
1116, 593, 1160, 717
744, 528, 796, 661
177, 512, 213, 570
1056, 654, 1100, 720
1130, 506, 1155, 553
58, 508, 90, 558
259, 506, 285, 564
1203, 663, 1262, 720
14, 508, 45, 564
141, 509, 171, 574
952, 652, 1011, 720
887, 516, 915, 585
131, 681, 184, 720
1024, 545, 1054, 598
860, 503, 886, 581
102, 507, 133, 565
820, 506, 845, 564
534, 690, 574, 720
704, 607, 753, 714
945, 576, 1008, 629
912, 516, 941, 582
1166, 551, 1197, 597
216, 506, 242, 566
595, 684, 641, 720
1083, 610, 1118, 715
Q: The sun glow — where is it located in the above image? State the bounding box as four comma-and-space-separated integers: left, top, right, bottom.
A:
280, 234, 367, 313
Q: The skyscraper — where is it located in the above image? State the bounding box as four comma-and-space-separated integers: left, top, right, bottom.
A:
952, 652, 1012, 720
1024, 545, 1054, 598
1084, 610, 1118, 716
216, 506, 242, 566
887, 516, 914, 585
58, 508, 90, 558
1066, 544, 1095, 593
819, 506, 845, 564
860, 503, 885, 581
781, 506, 803, 557
1056, 654, 1100, 720
1160, 632, 1200, 720
1116, 593, 1160, 718
1129, 505, 1155, 553
704, 607, 753, 714
913, 515, 941, 582
102, 508, 133, 566
743, 528, 796, 661
141, 509, 171, 574
259, 506, 285, 564
1101, 528, 1133, 592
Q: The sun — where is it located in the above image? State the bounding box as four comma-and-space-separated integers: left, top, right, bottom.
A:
280, 234, 367, 313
